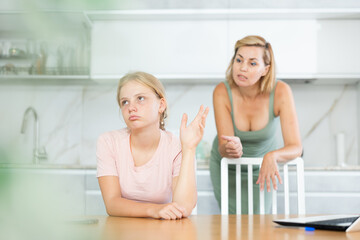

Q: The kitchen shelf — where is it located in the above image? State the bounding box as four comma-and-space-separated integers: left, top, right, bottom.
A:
0, 10, 92, 35
0, 55, 36, 60
85, 8, 360, 21
91, 74, 225, 85
91, 73, 360, 85
0, 75, 93, 85
1, 73, 358, 85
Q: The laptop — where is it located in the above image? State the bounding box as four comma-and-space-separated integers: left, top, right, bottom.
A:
273, 215, 360, 232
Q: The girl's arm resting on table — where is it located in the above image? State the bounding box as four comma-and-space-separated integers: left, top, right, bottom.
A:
213, 83, 243, 158
98, 176, 186, 219
172, 105, 209, 217
171, 149, 197, 217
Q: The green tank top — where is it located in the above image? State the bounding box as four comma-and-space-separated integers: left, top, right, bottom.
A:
210, 81, 279, 162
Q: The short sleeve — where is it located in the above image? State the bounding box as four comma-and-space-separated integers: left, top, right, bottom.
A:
96, 133, 118, 177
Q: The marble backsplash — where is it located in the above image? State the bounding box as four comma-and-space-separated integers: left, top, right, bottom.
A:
0, 81, 358, 168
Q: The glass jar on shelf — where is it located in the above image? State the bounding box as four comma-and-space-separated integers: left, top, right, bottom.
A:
196, 140, 211, 169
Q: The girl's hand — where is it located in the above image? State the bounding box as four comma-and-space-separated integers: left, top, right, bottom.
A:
256, 152, 283, 192
180, 105, 209, 151
150, 202, 187, 220
221, 135, 243, 158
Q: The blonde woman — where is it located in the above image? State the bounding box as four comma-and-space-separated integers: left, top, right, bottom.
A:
210, 35, 302, 214
97, 72, 209, 219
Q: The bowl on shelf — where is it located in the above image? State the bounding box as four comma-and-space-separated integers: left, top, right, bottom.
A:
9, 48, 26, 58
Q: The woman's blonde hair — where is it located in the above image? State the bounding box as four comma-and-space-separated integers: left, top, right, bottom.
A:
117, 71, 167, 130
226, 35, 276, 93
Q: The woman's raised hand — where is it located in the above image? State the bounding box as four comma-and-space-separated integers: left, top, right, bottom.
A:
180, 105, 209, 151
221, 135, 243, 158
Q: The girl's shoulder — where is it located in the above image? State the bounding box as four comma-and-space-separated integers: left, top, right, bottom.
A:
97, 128, 129, 145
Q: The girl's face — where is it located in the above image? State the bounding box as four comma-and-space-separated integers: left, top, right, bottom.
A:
232, 46, 269, 88
119, 80, 166, 131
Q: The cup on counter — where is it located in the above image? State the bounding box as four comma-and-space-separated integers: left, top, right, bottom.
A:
0, 41, 3, 57
2, 41, 11, 57
196, 140, 211, 168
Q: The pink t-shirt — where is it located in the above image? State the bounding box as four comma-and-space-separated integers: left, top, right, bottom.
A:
96, 128, 182, 204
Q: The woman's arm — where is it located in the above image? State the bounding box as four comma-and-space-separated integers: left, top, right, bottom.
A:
272, 81, 303, 161
256, 81, 303, 192
98, 176, 186, 219
172, 105, 209, 217
213, 83, 243, 158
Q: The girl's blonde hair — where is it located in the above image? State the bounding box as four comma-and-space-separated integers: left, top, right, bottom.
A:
117, 71, 167, 130
226, 35, 276, 93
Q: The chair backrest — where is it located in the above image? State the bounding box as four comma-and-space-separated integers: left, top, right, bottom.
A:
220, 157, 305, 215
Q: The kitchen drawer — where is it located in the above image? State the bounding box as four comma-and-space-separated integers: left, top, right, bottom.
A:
85, 190, 107, 215
197, 191, 220, 215
197, 169, 214, 191
85, 169, 99, 190
0, 168, 86, 215
275, 193, 360, 215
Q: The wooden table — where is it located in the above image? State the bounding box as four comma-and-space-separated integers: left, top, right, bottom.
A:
78, 215, 360, 240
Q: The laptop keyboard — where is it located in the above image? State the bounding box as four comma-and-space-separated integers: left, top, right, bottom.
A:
310, 217, 359, 227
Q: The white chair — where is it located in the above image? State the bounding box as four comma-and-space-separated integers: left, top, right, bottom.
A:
221, 157, 305, 215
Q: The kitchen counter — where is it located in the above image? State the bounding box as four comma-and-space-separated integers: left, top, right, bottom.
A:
1, 163, 360, 215
0, 163, 97, 170
1, 163, 360, 171
304, 166, 360, 171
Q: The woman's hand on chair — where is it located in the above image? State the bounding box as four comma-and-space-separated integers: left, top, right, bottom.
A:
256, 152, 283, 192
221, 135, 243, 158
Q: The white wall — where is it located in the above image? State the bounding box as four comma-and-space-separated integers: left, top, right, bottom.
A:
0, 18, 359, 168
0, 82, 358, 168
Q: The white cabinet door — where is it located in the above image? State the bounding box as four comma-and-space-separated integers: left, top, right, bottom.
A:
197, 170, 221, 214
228, 20, 319, 75
85, 170, 107, 215
277, 171, 360, 214
0, 169, 86, 216
317, 20, 360, 74
91, 20, 228, 76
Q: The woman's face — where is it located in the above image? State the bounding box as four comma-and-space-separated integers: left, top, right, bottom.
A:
119, 80, 166, 130
232, 46, 269, 88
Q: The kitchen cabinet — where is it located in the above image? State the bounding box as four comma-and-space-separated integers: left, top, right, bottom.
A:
90, 20, 228, 79
228, 20, 318, 75
84, 169, 221, 215
278, 170, 360, 214
1, 9, 360, 85
0, 168, 86, 216
85, 169, 107, 215
197, 169, 360, 215
87, 8, 360, 85
81, 168, 360, 215
1, 167, 359, 215
0, 11, 92, 84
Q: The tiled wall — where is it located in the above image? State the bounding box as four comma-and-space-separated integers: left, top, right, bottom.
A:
1, 81, 358, 168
